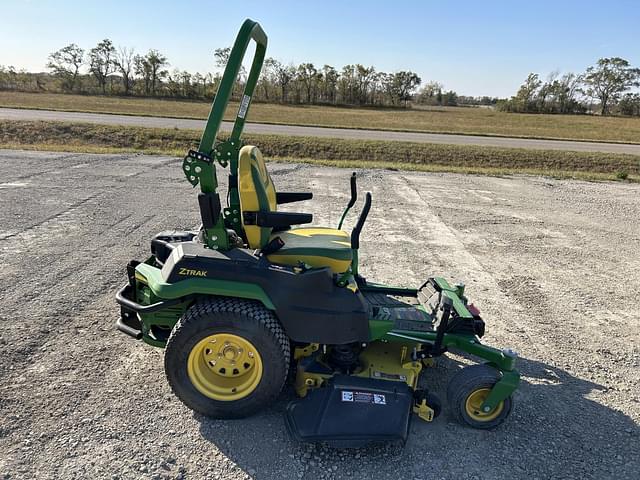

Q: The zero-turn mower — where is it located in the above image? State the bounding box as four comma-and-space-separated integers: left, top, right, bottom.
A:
116, 19, 520, 447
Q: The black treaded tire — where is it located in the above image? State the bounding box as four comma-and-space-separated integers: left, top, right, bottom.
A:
447, 364, 513, 429
164, 297, 290, 419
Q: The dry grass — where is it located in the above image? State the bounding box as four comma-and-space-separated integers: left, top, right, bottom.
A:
1, 120, 638, 182
2, 91, 640, 144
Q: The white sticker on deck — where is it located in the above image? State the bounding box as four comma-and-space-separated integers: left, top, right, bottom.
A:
340, 390, 386, 405
341, 391, 354, 402
373, 394, 386, 405
237, 94, 251, 119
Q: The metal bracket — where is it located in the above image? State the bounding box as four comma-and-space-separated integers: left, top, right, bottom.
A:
213, 140, 241, 168
182, 150, 213, 187
480, 369, 520, 412
413, 399, 435, 422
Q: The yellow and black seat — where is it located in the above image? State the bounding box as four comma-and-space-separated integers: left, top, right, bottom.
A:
238, 146, 352, 274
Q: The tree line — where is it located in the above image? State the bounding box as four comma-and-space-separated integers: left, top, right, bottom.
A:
0, 39, 504, 109
1, 39, 638, 116
498, 57, 640, 116
0, 40, 430, 107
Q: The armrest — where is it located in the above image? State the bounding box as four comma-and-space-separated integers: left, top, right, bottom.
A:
276, 192, 313, 204
243, 211, 313, 228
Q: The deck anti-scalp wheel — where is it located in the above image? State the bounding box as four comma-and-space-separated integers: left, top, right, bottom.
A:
164, 298, 290, 418
447, 364, 513, 429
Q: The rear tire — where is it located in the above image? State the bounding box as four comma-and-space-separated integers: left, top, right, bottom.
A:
164, 297, 290, 418
447, 364, 513, 429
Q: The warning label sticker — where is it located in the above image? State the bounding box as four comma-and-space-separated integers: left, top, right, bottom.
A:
373, 371, 407, 381
340, 390, 386, 405
237, 94, 251, 119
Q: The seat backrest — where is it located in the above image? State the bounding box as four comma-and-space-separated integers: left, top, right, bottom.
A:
238, 145, 277, 248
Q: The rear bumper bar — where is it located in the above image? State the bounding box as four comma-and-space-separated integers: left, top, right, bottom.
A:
114, 282, 193, 340
115, 284, 145, 340
116, 315, 143, 340
115, 283, 184, 313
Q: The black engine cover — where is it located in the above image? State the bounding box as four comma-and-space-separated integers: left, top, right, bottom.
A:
285, 375, 413, 448
161, 242, 370, 344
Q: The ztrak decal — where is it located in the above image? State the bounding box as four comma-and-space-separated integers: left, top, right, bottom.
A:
178, 267, 208, 277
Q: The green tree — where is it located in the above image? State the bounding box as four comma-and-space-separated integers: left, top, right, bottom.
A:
618, 93, 640, 116
88, 39, 116, 94
515, 73, 542, 112
442, 90, 458, 106
297, 63, 318, 103
134, 50, 168, 96
320, 65, 338, 103
418, 81, 443, 105
388, 71, 421, 106
338, 65, 357, 104
355, 65, 376, 105
582, 57, 640, 114
46, 43, 84, 92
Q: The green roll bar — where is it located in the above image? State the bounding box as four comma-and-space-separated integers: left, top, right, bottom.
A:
181, 19, 267, 250
199, 19, 267, 153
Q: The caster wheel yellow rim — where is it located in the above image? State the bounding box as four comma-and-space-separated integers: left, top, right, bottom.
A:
464, 388, 504, 422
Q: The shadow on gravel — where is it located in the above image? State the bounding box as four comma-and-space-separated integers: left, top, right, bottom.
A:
194, 354, 639, 479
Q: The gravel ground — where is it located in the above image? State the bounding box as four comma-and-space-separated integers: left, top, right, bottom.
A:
0, 149, 638, 480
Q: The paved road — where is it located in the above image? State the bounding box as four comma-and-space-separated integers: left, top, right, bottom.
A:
2, 107, 640, 155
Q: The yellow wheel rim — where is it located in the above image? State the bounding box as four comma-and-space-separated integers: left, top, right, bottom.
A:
187, 333, 263, 401
465, 388, 504, 422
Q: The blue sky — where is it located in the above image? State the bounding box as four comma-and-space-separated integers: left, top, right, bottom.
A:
1, 0, 639, 97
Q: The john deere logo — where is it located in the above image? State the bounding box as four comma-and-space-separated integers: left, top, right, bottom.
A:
178, 268, 208, 277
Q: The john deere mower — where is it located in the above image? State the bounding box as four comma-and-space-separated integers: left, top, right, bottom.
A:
116, 19, 520, 446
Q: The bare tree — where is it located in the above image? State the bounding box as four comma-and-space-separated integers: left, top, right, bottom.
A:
46, 43, 84, 92
270, 59, 295, 102
113, 46, 135, 95
214, 47, 231, 68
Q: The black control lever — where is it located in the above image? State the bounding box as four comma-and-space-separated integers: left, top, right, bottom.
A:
351, 192, 372, 250
338, 172, 358, 229
349, 172, 358, 208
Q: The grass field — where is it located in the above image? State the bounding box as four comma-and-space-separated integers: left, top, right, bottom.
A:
1, 91, 640, 144
1, 120, 638, 182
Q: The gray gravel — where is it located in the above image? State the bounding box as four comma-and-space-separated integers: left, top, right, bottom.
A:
2, 107, 640, 154
0, 149, 638, 479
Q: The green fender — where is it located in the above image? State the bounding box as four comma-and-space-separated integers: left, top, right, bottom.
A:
136, 262, 276, 310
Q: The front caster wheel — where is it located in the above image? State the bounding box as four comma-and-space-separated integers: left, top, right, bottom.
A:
447, 364, 513, 429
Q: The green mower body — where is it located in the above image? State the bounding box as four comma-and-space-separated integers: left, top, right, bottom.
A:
116, 19, 520, 446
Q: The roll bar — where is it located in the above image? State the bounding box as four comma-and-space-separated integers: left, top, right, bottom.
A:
199, 19, 267, 154
182, 19, 267, 250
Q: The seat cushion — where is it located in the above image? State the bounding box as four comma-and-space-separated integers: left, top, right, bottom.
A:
266, 227, 352, 274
